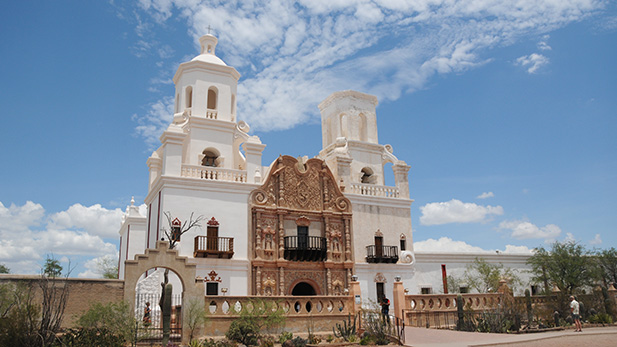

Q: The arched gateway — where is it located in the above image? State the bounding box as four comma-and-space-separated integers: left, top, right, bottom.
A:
124, 241, 204, 345
249, 156, 354, 296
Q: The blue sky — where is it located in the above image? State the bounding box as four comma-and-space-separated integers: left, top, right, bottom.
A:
1, 0, 616, 277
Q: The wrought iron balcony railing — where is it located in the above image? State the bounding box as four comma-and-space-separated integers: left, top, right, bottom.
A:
194, 236, 234, 259
366, 245, 398, 263
283, 236, 327, 262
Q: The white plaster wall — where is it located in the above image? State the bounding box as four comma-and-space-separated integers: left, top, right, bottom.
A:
347, 143, 386, 185
184, 124, 236, 168
354, 263, 414, 306
410, 252, 533, 296
347, 196, 413, 264
147, 181, 259, 261
119, 217, 147, 279
195, 259, 251, 296
176, 70, 237, 121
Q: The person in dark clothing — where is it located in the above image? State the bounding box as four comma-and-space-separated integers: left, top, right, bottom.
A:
381, 296, 390, 323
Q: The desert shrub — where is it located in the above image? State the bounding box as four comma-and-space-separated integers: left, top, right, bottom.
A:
76, 301, 136, 344
226, 318, 260, 346
258, 335, 275, 347
53, 327, 124, 347
290, 336, 307, 347
278, 331, 293, 343
202, 338, 237, 347
588, 313, 613, 324
325, 334, 334, 343
359, 334, 375, 345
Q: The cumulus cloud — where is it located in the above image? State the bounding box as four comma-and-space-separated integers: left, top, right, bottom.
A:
48, 204, 125, 238
133, 96, 175, 148
0, 200, 129, 275
589, 233, 602, 245
477, 192, 494, 199
125, 0, 604, 140
419, 199, 504, 225
414, 237, 533, 254
499, 220, 562, 241
516, 53, 549, 74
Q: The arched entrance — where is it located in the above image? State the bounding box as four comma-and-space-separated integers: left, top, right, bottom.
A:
291, 281, 316, 296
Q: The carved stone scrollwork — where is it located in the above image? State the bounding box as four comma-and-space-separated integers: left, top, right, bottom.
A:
374, 272, 387, 283
262, 272, 276, 296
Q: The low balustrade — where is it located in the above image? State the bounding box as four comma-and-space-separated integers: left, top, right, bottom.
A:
403, 293, 505, 328
204, 296, 353, 317
206, 109, 218, 119
349, 183, 400, 198
194, 236, 234, 258
181, 165, 247, 182
405, 293, 503, 312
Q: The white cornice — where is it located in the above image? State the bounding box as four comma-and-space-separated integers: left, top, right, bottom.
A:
173, 60, 241, 83
346, 193, 413, 209
318, 90, 378, 111
414, 251, 532, 264
145, 175, 260, 203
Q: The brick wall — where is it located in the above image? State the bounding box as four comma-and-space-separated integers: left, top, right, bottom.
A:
0, 275, 124, 328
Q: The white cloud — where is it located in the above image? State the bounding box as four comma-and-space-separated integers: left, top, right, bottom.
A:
589, 233, 602, 245
126, 0, 604, 138
537, 35, 552, 51
564, 232, 576, 243
414, 237, 533, 254
48, 203, 125, 238
477, 192, 494, 199
133, 96, 175, 149
0, 201, 125, 275
516, 53, 549, 73
499, 220, 562, 241
78, 254, 119, 279
419, 199, 504, 225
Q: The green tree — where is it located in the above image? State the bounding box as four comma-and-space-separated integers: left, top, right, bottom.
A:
459, 257, 521, 293
527, 241, 598, 295
43, 256, 62, 277
95, 255, 119, 279
0, 263, 9, 274
596, 247, 617, 287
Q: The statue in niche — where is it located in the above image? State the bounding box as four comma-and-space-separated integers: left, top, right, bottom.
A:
262, 275, 276, 296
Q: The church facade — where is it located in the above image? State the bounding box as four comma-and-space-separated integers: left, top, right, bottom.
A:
118, 34, 531, 302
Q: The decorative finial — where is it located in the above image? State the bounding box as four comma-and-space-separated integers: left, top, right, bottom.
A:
131, 196, 135, 206
207, 25, 213, 35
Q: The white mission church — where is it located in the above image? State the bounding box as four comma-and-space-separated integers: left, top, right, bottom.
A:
118, 34, 532, 302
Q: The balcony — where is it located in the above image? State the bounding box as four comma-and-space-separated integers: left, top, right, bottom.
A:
366, 245, 399, 263
349, 183, 400, 198
181, 165, 247, 182
194, 236, 234, 259
283, 236, 327, 262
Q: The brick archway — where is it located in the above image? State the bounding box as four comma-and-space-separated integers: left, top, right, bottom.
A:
124, 241, 204, 345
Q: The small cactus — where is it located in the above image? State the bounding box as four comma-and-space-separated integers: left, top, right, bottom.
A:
333, 314, 357, 342
162, 283, 173, 346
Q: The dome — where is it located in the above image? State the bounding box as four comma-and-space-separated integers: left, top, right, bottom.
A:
191, 34, 227, 66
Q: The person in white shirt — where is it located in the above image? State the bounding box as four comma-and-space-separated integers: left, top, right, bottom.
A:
569, 295, 582, 332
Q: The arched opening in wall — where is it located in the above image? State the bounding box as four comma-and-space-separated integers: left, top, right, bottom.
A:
383, 162, 394, 187
201, 148, 220, 167
135, 267, 184, 343
358, 113, 367, 142
185, 86, 193, 109
207, 88, 218, 110
339, 113, 348, 138
292, 282, 316, 296
361, 167, 374, 184
400, 234, 407, 251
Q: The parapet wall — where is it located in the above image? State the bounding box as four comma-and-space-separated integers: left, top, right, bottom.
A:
0, 275, 124, 327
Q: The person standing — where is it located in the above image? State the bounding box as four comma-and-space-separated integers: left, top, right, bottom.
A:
143, 302, 152, 326
570, 296, 582, 332
381, 296, 390, 323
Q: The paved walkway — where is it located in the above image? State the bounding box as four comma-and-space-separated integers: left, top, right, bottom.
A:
403, 326, 617, 347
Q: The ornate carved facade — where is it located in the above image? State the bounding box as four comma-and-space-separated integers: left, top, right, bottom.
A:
249, 155, 353, 295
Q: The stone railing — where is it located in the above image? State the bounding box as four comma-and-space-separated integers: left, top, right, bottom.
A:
181, 165, 247, 182
206, 109, 218, 119
204, 295, 353, 317
405, 293, 503, 313
348, 183, 399, 198
403, 293, 504, 328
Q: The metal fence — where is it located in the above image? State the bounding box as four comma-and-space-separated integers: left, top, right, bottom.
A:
135, 293, 183, 344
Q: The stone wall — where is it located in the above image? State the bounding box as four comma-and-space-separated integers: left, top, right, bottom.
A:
0, 275, 124, 327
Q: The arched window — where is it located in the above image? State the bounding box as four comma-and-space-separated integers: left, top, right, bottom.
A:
207, 88, 217, 110
201, 149, 219, 167
400, 234, 407, 251
361, 167, 374, 184
185, 86, 193, 109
